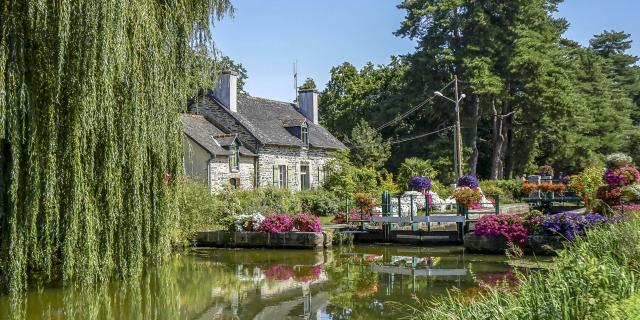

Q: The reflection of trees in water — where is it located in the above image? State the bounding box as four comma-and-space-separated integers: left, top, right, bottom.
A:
1, 256, 250, 320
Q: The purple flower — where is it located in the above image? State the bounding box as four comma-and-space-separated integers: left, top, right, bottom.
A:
458, 175, 479, 189
408, 176, 432, 192
541, 212, 609, 239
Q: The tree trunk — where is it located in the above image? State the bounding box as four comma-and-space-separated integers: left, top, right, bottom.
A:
504, 114, 515, 179
490, 98, 505, 180
468, 94, 480, 176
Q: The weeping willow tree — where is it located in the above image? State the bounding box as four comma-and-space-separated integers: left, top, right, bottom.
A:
0, 0, 233, 293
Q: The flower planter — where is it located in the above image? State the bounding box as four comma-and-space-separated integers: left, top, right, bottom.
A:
464, 234, 565, 255
195, 230, 331, 249
463, 234, 510, 254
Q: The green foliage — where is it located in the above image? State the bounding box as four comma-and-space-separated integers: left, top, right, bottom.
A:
175, 179, 226, 244
569, 166, 607, 210
298, 189, 341, 216
412, 217, 640, 319
605, 293, 640, 320
324, 150, 378, 196
217, 55, 249, 94
319, 0, 640, 180
348, 119, 391, 170
0, 0, 232, 293
378, 171, 401, 196
431, 180, 453, 199
245, 187, 302, 214
298, 77, 317, 90
480, 179, 526, 204
397, 157, 438, 189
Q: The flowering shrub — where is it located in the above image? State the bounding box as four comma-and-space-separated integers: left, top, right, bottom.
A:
233, 213, 265, 231
613, 204, 640, 214
332, 210, 361, 224
603, 166, 640, 187
523, 210, 544, 234
597, 186, 623, 204
353, 191, 377, 215
606, 153, 633, 169
568, 166, 606, 209
257, 213, 294, 233
474, 214, 528, 244
537, 165, 554, 177
408, 176, 432, 193
458, 175, 479, 189
292, 212, 322, 232
541, 212, 609, 239
539, 183, 566, 194
452, 187, 482, 208
264, 264, 294, 281
522, 181, 538, 194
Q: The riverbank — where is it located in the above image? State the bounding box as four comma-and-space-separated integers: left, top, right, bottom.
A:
411, 216, 640, 319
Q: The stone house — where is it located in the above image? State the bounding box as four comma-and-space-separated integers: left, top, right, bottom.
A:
181, 71, 346, 193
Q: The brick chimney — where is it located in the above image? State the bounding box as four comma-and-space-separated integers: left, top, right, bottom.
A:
297, 88, 318, 124
212, 71, 237, 112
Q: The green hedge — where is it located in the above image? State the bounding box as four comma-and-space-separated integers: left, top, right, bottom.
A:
412, 217, 640, 319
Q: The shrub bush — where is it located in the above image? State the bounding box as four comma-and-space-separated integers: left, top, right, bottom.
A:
431, 180, 452, 198
568, 165, 606, 210
176, 178, 227, 243
541, 212, 609, 239
298, 189, 341, 216
253, 186, 302, 214
412, 217, 640, 320
474, 214, 528, 244
257, 213, 294, 233
292, 212, 323, 232
332, 210, 361, 224
452, 187, 482, 208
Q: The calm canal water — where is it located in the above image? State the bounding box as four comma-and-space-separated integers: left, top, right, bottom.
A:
1, 245, 544, 319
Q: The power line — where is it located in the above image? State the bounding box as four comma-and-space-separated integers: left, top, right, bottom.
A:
350, 126, 454, 149
374, 79, 455, 132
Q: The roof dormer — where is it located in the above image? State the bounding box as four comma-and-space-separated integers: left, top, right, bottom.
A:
282, 118, 309, 147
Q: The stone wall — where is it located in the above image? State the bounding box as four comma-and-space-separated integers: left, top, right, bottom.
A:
209, 155, 256, 193
195, 230, 333, 249
256, 145, 330, 191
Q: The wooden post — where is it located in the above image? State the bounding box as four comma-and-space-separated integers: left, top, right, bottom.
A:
495, 194, 500, 215
382, 191, 391, 241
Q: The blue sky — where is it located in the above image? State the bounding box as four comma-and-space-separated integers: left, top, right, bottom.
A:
213, 0, 640, 102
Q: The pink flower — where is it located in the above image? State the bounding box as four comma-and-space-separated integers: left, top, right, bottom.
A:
474, 214, 529, 245
292, 212, 323, 232
257, 214, 294, 233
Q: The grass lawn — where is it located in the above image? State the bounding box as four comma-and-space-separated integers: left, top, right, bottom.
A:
319, 216, 334, 225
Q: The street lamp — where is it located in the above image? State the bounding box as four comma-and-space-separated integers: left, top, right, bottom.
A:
434, 76, 465, 179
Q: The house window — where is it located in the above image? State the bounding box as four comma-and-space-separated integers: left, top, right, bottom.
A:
301, 125, 309, 146
229, 178, 240, 189
273, 165, 288, 188
229, 144, 239, 171
300, 164, 310, 190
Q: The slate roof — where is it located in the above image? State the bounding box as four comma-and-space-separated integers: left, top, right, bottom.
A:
207, 93, 346, 149
179, 114, 256, 157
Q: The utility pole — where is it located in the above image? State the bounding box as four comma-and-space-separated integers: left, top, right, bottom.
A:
435, 76, 465, 179
454, 75, 463, 178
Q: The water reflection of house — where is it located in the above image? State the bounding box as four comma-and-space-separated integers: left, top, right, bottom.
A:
195, 281, 332, 320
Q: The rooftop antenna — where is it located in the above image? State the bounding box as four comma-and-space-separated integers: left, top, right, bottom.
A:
293, 60, 298, 103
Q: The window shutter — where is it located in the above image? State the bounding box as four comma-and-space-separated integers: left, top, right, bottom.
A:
272, 165, 278, 186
